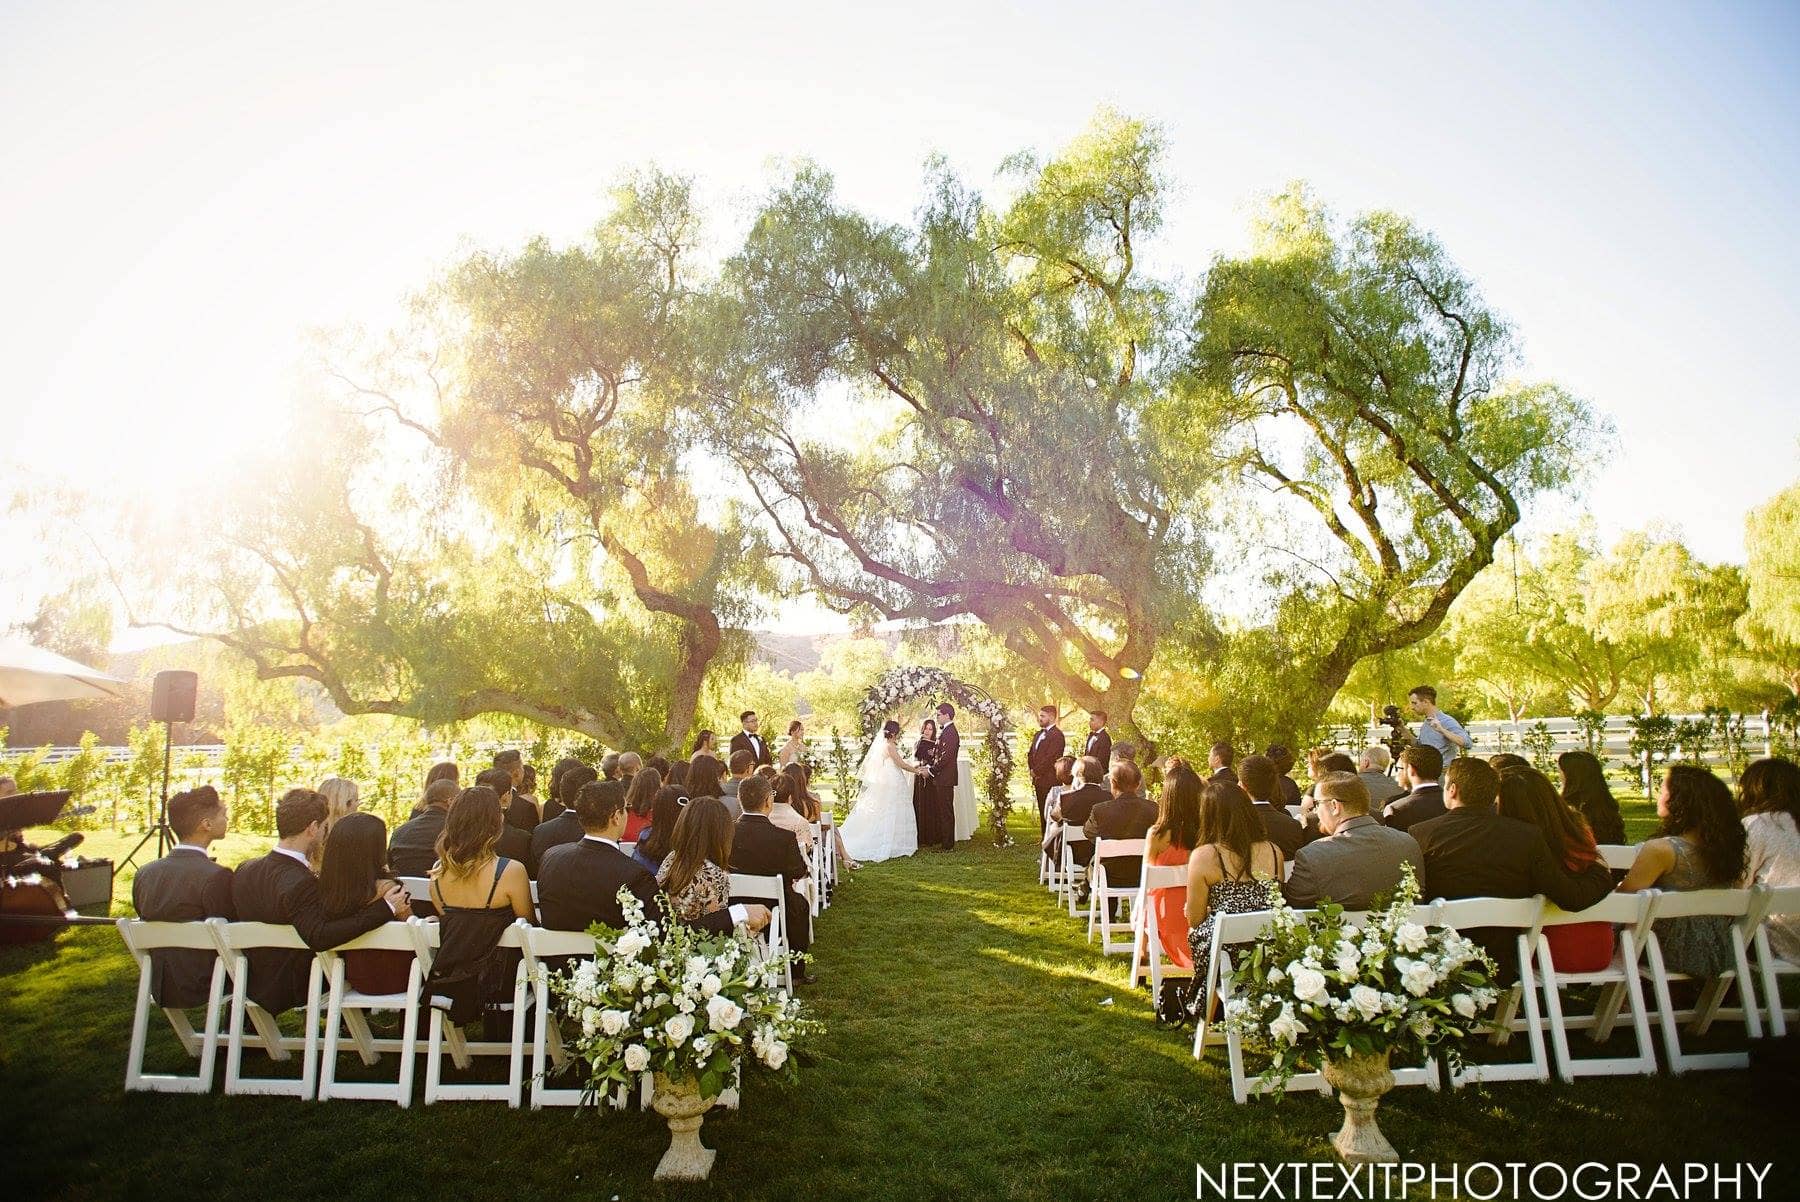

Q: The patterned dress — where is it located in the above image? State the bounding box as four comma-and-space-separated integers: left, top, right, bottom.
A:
1184, 866, 1276, 1018
1652, 835, 1733, 978
657, 860, 731, 924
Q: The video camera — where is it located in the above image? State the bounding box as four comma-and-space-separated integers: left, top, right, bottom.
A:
1377, 704, 1414, 761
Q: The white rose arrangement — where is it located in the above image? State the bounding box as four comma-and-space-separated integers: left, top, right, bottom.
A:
547, 888, 820, 1102
1220, 865, 1501, 1091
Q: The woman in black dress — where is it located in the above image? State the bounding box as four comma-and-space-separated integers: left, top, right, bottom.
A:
912, 718, 939, 847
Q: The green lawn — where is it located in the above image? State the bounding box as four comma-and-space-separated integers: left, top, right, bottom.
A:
3, 803, 1793, 1200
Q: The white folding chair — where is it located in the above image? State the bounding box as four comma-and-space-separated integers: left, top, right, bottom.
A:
1087, 839, 1147, 955
1059, 830, 1092, 917
730, 872, 793, 994
1597, 844, 1642, 871
315, 923, 426, 1105
1432, 896, 1549, 1086
1640, 887, 1765, 1073
519, 926, 647, 1110
397, 877, 433, 906
417, 919, 534, 1105
1752, 884, 1800, 1036
1040, 821, 1061, 891
1191, 908, 1330, 1101
818, 815, 838, 906
1535, 891, 1658, 1081
1128, 864, 1194, 996
117, 918, 227, 1094
213, 921, 323, 1099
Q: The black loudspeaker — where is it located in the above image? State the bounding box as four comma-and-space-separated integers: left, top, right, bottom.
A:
150, 670, 198, 723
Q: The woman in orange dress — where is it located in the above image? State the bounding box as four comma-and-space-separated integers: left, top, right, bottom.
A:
1145, 763, 1203, 972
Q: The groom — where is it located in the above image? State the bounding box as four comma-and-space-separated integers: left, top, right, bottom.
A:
926, 703, 960, 851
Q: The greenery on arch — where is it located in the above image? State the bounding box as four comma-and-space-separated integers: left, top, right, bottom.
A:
856, 666, 1016, 846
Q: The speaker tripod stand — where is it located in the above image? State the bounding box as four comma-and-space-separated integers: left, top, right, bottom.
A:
119, 719, 178, 871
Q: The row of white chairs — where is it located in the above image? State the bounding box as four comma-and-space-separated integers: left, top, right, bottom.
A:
117, 868, 806, 1105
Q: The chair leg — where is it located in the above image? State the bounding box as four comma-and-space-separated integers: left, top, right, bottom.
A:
1645, 936, 1688, 1073
397, 996, 419, 1108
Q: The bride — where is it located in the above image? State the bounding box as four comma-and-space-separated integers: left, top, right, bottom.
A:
838, 719, 929, 863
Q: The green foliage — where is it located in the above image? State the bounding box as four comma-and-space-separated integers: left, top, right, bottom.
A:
1627, 713, 1681, 793
1522, 722, 1557, 774
1574, 709, 1609, 755
1742, 479, 1800, 696
824, 729, 857, 813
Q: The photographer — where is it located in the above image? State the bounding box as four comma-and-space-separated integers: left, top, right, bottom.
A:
1407, 685, 1470, 770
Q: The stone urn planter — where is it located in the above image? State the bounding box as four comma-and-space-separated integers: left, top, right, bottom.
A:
651, 1073, 719, 1181
1321, 1050, 1398, 1163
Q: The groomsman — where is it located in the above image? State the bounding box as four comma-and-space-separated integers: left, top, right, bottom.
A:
729, 711, 774, 768
1082, 711, 1113, 773
1026, 705, 1066, 835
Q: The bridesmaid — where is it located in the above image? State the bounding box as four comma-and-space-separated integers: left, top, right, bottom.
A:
912, 718, 939, 848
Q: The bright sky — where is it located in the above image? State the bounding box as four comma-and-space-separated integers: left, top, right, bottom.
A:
2, 0, 1797, 642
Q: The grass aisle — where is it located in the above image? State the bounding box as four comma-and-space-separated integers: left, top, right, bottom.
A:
2, 812, 1795, 1200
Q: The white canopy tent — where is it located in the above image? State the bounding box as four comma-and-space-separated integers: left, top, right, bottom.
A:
0, 636, 126, 708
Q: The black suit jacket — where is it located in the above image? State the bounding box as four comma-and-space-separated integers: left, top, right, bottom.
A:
529, 811, 584, 876
1253, 800, 1315, 860
1052, 783, 1109, 868
730, 813, 812, 951
1082, 729, 1112, 771
729, 730, 773, 767
1027, 725, 1066, 786
1083, 793, 1158, 888
505, 794, 541, 833
387, 807, 449, 877
132, 847, 236, 1008
537, 837, 734, 935
934, 723, 961, 789
230, 851, 390, 1013
496, 823, 531, 871
1384, 785, 1446, 833
1409, 804, 1613, 977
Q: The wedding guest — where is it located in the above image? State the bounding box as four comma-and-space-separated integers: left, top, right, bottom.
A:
657, 796, 738, 923
1283, 773, 1419, 912
1488, 753, 1530, 772
1618, 764, 1749, 978
233, 789, 405, 1014
721, 750, 755, 818
1558, 750, 1628, 845
1383, 745, 1447, 832
778, 720, 807, 768
388, 778, 460, 877
306, 774, 362, 870
689, 753, 729, 813
1112, 742, 1138, 767
1183, 780, 1283, 1019
666, 760, 691, 792
474, 767, 532, 865
647, 754, 671, 780
1356, 746, 1406, 807
1497, 765, 1611, 972
1410, 758, 1611, 979
765, 770, 817, 851
1145, 765, 1200, 978
494, 749, 538, 832
1082, 711, 1112, 772
544, 757, 585, 822
618, 753, 643, 790
1408, 684, 1470, 769
1265, 744, 1304, 809
633, 785, 687, 874
787, 761, 856, 871
730, 710, 773, 768
601, 752, 621, 781
131, 786, 236, 1008
424, 760, 459, 795
318, 812, 411, 995
422, 786, 533, 1028
1026, 705, 1067, 835
529, 764, 596, 875
691, 729, 718, 758
1048, 756, 1109, 895
622, 766, 662, 843
1206, 741, 1235, 784
1300, 751, 1357, 803
1738, 757, 1800, 962
1239, 754, 1313, 857
731, 775, 815, 981
1037, 755, 1077, 851
1084, 760, 1157, 894
756, 764, 779, 781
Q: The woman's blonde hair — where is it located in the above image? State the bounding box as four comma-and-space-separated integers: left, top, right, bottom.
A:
433, 786, 503, 881
310, 777, 361, 868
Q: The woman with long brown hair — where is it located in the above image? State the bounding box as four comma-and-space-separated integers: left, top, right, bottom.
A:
1499, 765, 1611, 971
1557, 750, 1626, 845
622, 766, 662, 843
1619, 764, 1750, 978
656, 796, 736, 923
1739, 757, 1800, 961
318, 811, 411, 994
1182, 779, 1281, 1021
423, 786, 533, 1026
1147, 764, 1203, 982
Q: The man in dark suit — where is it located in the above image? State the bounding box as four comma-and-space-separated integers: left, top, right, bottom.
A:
1283, 773, 1421, 911
388, 778, 458, 876
1082, 761, 1157, 894
494, 748, 538, 832
232, 789, 406, 1013
926, 703, 960, 851
730, 775, 815, 982
529, 763, 596, 876
1207, 741, 1237, 783
1238, 754, 1315, 859
1047, 756, 1109, 894
1384, 745, 1448, 833
131, 786, 237, 1008
474, 768, 532, 865
729, 711, 773, 768
1082, 712, 1112, 775
1026, 705, 1066, 835
1409, 758, 1611, 978
538, 779, 767, 936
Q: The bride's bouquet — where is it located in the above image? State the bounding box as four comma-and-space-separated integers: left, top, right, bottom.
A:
1219, 865, 1502, 1091
546, 888, 820, 1102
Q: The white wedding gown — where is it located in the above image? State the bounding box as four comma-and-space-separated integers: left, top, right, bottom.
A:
838, 737, 918, 863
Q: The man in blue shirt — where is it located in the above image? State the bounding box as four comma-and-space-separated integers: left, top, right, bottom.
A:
1408, 684, 1470, 772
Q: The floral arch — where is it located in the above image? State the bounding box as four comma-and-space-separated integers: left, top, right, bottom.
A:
857, 666, 1017, 846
